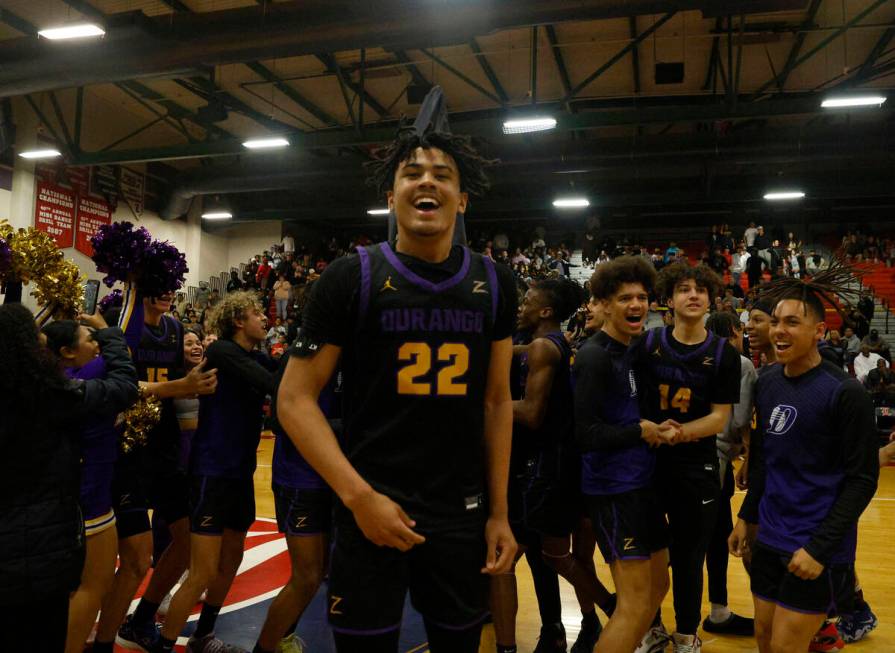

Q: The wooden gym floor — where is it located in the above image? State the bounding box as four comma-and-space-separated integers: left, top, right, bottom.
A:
254, 437, 895, 653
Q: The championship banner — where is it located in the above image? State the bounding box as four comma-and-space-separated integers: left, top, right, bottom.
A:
34, 181, 75, 249
75, 194, 112, 257
120, 166, 144, 218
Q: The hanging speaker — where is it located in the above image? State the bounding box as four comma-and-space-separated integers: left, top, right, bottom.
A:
655, 62, 685, 84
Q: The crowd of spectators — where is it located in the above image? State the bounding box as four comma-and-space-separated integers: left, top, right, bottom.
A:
159, 224, 895, 399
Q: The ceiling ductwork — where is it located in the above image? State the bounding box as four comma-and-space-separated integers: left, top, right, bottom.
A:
0, 0, 808, 97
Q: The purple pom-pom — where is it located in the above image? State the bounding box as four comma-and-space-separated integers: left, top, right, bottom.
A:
141, 239, 189, 297
98, 288, 123, 313
91, 222, 188, 295
91, 222, 153, 287
0, 236, 11, 276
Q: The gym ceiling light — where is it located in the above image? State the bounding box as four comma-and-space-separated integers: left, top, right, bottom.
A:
38, 24, 105, 40
821, 95, 886, 109
763, 191, 805, 201
19, 148, 62, 159
553, 197, 590, 209
502, 117, 557, 135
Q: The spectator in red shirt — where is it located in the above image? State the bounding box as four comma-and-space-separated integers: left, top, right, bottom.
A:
256, 257, 272, 290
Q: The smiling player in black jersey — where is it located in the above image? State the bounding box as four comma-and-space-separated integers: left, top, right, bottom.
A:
632, 263, 741, 653
276, 87, 517, 653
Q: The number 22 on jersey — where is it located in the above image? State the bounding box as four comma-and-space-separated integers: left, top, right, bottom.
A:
659, 383, 691, 413
397, 342, 469, 396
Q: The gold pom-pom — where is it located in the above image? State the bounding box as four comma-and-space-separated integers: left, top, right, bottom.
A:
120, 392, 161, 454
31, 258, 85, 319
0, 222, 64, 284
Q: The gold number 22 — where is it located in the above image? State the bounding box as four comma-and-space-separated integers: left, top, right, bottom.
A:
397, 342, 469, 396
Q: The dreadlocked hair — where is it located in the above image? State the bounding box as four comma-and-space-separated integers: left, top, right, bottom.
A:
760, 257, 865, 322
534, 278, 584, 323
366, 121, 495, 196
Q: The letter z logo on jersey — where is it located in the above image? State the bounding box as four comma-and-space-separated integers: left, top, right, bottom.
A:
767, 404, 798, 435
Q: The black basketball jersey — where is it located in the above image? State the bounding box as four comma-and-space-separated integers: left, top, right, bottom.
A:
341, 242, 500, 532
519, 332, 575, 469
132, 315, 184, 467
635, 325, 740, 466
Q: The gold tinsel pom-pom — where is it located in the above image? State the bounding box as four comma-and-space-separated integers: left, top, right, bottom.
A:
0, 222, 64, 284
32, 259, 85, 319
120, 392, 161, 454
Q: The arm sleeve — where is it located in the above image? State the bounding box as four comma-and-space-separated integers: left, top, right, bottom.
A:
206, 340, 276, 396
573, 344, 643, 452
298, 255, 360, 348
804, 382, 880, 563
731, 358, 757, 431
492, 263, 518, 340
739, 380, 765, 523
77, 327, 140, 416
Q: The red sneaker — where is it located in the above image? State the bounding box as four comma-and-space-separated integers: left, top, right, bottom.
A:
809, 621, 845, 652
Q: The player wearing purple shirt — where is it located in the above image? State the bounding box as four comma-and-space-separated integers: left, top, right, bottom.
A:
96, 287, 218, 653
572, 256, 671, 653
730, 282, 878, 653
155, 291, 274, 653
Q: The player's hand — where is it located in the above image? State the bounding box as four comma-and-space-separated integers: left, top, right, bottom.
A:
79, 311, 108, 330
349, 489, 425, 552
659, 419, 684, 444
482, 515, 517, 575
788, 548, 824, 580
183, 359, 218, 396
728, 519, 756, 558
735, 457, 749, 490
640, 420, 666, 447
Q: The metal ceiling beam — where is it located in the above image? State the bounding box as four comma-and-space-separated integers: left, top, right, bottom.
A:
175, 77, 296, 134
0, 8, 36, 36
703, 17, 724, 92
70, 93, 895, 167
243, 62, 339, 127
565, 12, 676, 101
315, 53, 387, 117
544, 25, 572, 100
752, 0, 888, 99
58, 0, 105, 23
419, 49, 505, 106
628, 17, 642, 94
767, 0, 822, 94
469, 38, 509, 104
158, 0, 193, 11
390, 50, 430, 89
117, 80, 230, 139
0, 1, 806, 98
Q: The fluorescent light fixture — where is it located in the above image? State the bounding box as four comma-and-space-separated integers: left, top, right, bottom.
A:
763, 191, 805, 201
552, 197, 590, 209
38, 24, 105, 40
502, 117, 557, 135
242, 137, 290, 149
19, 148, 62, 159
201, 211, 233, 220
367, 208, 390, 216
821, 95, 886, 109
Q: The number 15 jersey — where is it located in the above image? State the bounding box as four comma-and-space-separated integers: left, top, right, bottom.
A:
297, 242, 517, 532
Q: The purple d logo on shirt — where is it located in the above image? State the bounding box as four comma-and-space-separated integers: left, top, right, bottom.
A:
767, 404, 798, 435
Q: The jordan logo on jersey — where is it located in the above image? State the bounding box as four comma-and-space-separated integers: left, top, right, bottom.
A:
768, 404, 798, 435
380, 276, 398, 293
472, 280, 489, 294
